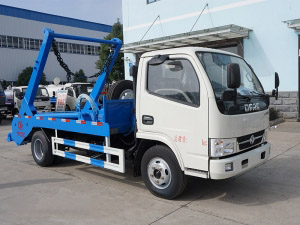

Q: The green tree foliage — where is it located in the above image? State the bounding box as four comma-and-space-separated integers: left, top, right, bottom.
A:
17, 66, 47, 86
96, 20, 124, 83
73, 69, 87, 82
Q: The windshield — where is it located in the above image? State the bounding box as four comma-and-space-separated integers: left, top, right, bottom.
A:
22, 88, 49, 97
197, 52, 264, 98
74, 84, 93, 97
0, 83, 3, 92
197, 51, 268, 115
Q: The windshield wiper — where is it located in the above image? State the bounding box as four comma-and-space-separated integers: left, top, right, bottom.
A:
237, 93, 251, 101
249, 91, 268, 99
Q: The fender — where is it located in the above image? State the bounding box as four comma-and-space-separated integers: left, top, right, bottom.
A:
136, 131, 184, 170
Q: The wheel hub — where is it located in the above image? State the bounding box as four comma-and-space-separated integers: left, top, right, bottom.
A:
147, 157, 171, 189
33, 138, 44, 161
119, 89, 133, 99
153, 169, 161, 179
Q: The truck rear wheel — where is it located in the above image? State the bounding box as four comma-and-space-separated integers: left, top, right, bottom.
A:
31, 131, 54, 167
141, 145, 187, 199
107, 80, 133, 100
12, 108, 19, 116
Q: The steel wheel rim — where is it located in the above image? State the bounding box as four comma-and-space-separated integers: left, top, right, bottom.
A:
147, 157, 172, 189
33, 138, 44, 161
119, 89, 133, 99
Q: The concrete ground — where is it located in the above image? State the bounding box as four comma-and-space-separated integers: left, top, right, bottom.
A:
0, 118, 300, 225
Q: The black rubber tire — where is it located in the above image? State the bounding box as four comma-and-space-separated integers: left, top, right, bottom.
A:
107, 80, 133, 100
141, 145, 187, 199
65, 105, 71, 111
31, 131, 54, 167
53, 156, 64, 165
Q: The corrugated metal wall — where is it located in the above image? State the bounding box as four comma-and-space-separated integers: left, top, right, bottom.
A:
0, 15, 110, 82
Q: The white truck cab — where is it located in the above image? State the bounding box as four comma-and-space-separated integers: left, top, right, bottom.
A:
63, 83, 93, 110
135, 47, 270, 188
12, 85, 51, 114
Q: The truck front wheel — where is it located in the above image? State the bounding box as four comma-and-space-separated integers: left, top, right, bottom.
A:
31, 131, 54, 167
141, 145, 187, 199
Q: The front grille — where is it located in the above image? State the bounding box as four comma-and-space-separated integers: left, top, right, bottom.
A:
237, 130, 264, 151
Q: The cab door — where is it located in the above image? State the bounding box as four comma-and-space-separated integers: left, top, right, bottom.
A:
66, 88, 76, 110
137, 54, 209, 172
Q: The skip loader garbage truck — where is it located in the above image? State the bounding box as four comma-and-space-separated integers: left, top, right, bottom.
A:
7, 29, 280, 199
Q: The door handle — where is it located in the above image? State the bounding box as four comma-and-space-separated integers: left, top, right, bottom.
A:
142, 115, 154, 125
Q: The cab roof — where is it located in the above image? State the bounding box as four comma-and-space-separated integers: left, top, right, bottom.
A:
13, 85, 46, 89
64, 82, 92, 87
141, 47, 240, 58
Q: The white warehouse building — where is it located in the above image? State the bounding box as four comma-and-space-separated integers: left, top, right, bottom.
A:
0, 4, 112, 83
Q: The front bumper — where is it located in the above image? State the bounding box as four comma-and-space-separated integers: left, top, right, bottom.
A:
209, 143, 270, 179
0, 106, 7, 114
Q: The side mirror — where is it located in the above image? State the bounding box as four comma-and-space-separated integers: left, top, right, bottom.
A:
221, 89, 237, 102
130, 65, 138, 78
275, 72, 279, 89
149, 55, 169, 65
272, 72, 280, 100
17, 92, 24, 99
227, 63, 241, 89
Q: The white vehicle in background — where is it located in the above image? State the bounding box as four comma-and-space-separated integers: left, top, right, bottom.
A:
62, 82, 93, 110
12, 85, 51, 115
4, 86, 13, 116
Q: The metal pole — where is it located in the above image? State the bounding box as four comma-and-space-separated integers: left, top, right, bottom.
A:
298, 35, 300, 122
189, 3, 208, 33
140, 15, 160, 42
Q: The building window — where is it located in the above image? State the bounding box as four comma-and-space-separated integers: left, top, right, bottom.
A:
0, 34, 101, 56
80, 45, 85, 54
24, 38, 30, 49
18, 38, 24, 49
12, 37, 18, 48
0, 36, 7, 47
34, 39, 40, 50
147, 0, 158, 4
87, 45, 92, 55
7, 36, 13, 48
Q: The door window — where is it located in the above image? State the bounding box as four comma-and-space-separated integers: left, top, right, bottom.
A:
67, 88, 74, 97
37, 88, 49, 97
147, 58, 200, 106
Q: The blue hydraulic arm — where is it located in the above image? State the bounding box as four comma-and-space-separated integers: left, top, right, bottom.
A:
87, 38, 122, 109
20, 28, 122, 117
19, 29, 54, 116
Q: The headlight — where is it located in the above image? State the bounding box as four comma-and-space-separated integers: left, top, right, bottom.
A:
210, 138, 237, 157
262, 128, 269, 143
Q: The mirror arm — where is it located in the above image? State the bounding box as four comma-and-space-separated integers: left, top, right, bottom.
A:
271, 88, 279, 100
